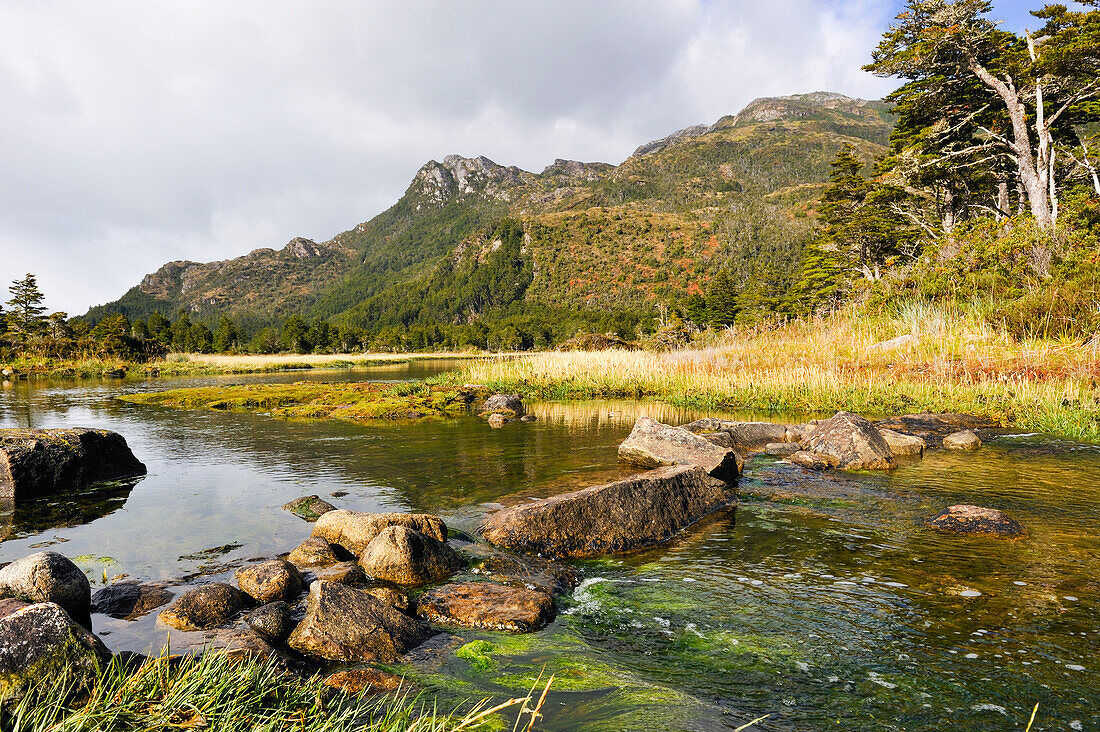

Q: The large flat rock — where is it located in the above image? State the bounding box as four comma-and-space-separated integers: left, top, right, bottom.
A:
417, 582, 555, 632
0, 428, 146, 499
618, 417, 742, 481
805, 412, 895, 470
481, 465, 737, 558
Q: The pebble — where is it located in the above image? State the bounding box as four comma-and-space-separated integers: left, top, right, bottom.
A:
958, 590, 982, 598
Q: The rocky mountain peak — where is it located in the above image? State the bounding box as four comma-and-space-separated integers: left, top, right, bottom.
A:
631, 125, 710, 158
284, 237, 325, 259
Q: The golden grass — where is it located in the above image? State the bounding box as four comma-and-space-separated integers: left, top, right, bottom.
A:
172, 351, 483, 370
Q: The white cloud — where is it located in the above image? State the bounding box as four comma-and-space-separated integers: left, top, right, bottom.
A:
0, 0, 899, 314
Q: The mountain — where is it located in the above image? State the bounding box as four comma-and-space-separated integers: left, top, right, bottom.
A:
86, 92, 893, 342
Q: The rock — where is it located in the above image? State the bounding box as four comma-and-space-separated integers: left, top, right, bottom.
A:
926, 505, 1025, 537
518, 415, 538, 423
943, 429, 982, 451
359, 526, 461, 586
246, 601, 293, 643
313, 510, 448, 555
701, 432, 734, 448
0, 428, 147, 499
323, 667, 405, 695
468, 550, 579, 597
288, 537, 341, 567
0, 599, 29, 619
287, 581, 433, 663
873, 413, 998, 447
879, 429, 926, 457
487, 413, 507, 428
158, 583, 243, 631
307, 561, 364, 585
481, 465, 737, 558
867, 334, 918, 351
681, 419, 790, 449
0, 602, 112, 705
90, 581, 173, 619
417, 582, 555, 632
236, 560, 303, 604
618, 417, 742, 482
480, 394, 525, 416
782, 451, 837, 471
282, 495, 337, 522
804, 411, 896, 470
0, 552, 91, 620
765, 442, 801, 456
210, 628, 277, 661
365, 586, 410, 613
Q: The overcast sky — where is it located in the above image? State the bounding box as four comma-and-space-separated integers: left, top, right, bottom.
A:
0, 0, 1048, 314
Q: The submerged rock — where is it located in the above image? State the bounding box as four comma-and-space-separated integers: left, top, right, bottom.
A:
874, 413, 998, 447
481, 465, 737, 558
0, 428, 146, 499
0, 602, 111, 705
618, 417, 742, 482
927, 505, 1025, 537
323, 667, 406, 695
288, 537, 341, 567
782, 450, 837, 471
417, 582, 555, 633
246, 601, 293, 643
282, 495, 337, 522
0, 552, 91, 620
805, 412, 896, 470
487, 413, 507, 428
90, 582, 173, 619
236, 560, 303, 604
681, 419, 790, 450
480, 394, 525, 416
358, 526, 461, 586
765, 442, 801, 456
942, 429, 982, 451
313, 510, 448, 555
287, 581, 433, 663
158, 583, 243, 631
878, 429, 926, 457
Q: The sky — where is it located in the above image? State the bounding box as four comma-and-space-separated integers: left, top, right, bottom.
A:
0, 0, 1054, 314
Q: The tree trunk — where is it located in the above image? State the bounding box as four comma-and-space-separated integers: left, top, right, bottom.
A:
996, 179, 1009, 219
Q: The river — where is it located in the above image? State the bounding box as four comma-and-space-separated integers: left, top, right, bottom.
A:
0, 360, 1096, 731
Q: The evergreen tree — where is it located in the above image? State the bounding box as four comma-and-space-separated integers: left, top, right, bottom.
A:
6, 273, 47, 354
213, 315, 239, 353
706, 268, 740, 326
281, 315, 310, 353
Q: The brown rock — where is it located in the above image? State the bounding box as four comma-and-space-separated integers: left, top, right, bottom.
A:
91, 582, 173, 619
359, 526, 461, 586
313, 510, 448, 555
281, 495, 337, 522
681, 419, 790, 449
942, 430, 982, 451
927, 505, 1025, 537
245, 601, 293, 643
879, 429, 926, 457
0, 551, 91, 619
417, 582, 555, 632
158, 583, 243, 631
365, 586, 410, 612
480, 394, 525, 416
288, 537, 340, 567
805, 411, 895, 470
0, 599, 29, 619
487, 413, 507, 428
323, 667, 406, 694
307, 561, 364, 585
0, 428, 146, 499
783, 451, 837, 471
874, 413, 998, 447
618, 417, 742, 482
481, 465, 737, 558
235, 560, 303, 604
287, 581, 433, 663
765, 442, 801, 456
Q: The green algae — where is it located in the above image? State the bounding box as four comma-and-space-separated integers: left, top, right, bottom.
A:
455, 640, 499, 672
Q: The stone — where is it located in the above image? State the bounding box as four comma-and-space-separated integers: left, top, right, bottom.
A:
281, 495, 337, 522
359, 526, 461, 586
365, 586, 410, 613
313, 510, 448, 555
0, 428, 146, 499
0, 552, 91, 620
307, 561, 364, 585
782, 451, 837, 471
765, 442, 801, 456
518, 415, 538, 423
246, 601, 293, 643
158, 583, 243, 631
417, 582, 555, 633
487, 413, 507, 428
481, 465, 737, 558
287, 581, 433, 663
323, 667, 405, 694
210, 628, 277, 661
288, 537, 341, 567
236, 560, 303, 604
681, 419, 790, 449
618, 417, 742, 482
469, 550, 579, 597
879, 429, 926, 457
701, 432, 734, 448
873, 413, 998, 447
0, 602, 112, 705
0, 599, 29, 619
480, 394, 525, 416
943, 429, 982, 450
90, 582, 173, 619
805, 411, 896, 470
926, 505, 1025, 537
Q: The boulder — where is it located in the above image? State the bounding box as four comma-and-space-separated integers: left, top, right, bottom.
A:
90, 582, 173, 619
0, 599, 29, 619
365, 586, 410, 613
681, 419, 790, 449
236, 560, 303, 604
487, 413, 507, 428
879, 429, 926, 457
359, 526, 461, 586
783, 451, 837, 471
0, 428, 146, 499
313, 510, 448, 555
417, 582, 555, 632
873, 413, 998, 447
481, 465, 737, 558
281, 495, 337, 522
480, 394, 525, 416
618, 417, 742, 482
469, 550, 579, 597
0, 552, 91, 620
805, 412, 896, 470
0, 602, 111, 705
307, 561, 364, 585
210, 628, 277, 661
288, 537, 341, 567
246, 601, 293, 643
926, 505, 1025, 537
287, 581, 433, 663
701, 432, 734, 448
765, 442, 801, 456
323, 667, 405, 695
943, 430, 982, 451
158, 583, 243, 631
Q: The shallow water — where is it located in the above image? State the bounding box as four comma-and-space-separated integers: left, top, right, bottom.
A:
0, 363, 1096, 730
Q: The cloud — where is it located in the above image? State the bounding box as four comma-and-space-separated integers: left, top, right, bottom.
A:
0, 0, 899, 314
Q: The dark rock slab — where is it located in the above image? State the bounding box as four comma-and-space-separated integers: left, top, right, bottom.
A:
359, 526, 461, 586
287, 581, 433, 663
158, 583, 243, 631
246, 601, 293, 643
618, 417, 742, 482
91, 581, 173, 619
765, 442, 801, 456
805, 411, 895, 470
681, 419, 792, 449
480, 394, 525, 416
313, 510, 448, 555
464, 546, 579, 597
0, 428, 146, 499
236, 560, 303, 604
0, 551, 91, 620
282, 495, 337, 522
481, 465, 737, 558
926, 505, 1025, 537
417, 582, 555, 632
